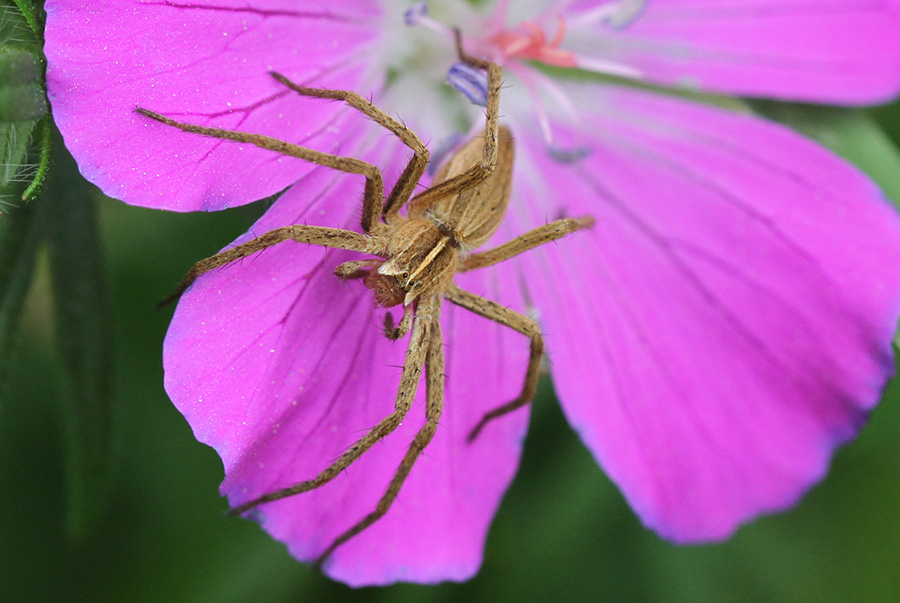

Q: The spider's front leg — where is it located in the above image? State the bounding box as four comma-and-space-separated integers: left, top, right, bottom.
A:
269, 73, 429, 219
135, 108, 387, 234
157, 225, 380, 308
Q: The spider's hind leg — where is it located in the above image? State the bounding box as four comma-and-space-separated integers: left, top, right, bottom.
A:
135, 108, 387, 234
444, 285, 543, 441
314, 295, 444, 568
227, 295, 434, 524
270, 73, 429, 219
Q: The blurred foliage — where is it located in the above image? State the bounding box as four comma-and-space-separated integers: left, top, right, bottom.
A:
2, 0, 900, 601
1, 0, 50, 201
42, 129, 115, 541
1, 0, 112, 545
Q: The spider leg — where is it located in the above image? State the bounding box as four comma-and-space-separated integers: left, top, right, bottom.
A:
135, 108, 387, 234
314, 295, 444, 569
333, 259, 382, 279
269, 73, 429, 219
461, 216, 595, 272
383, 305, 413, 340
158, 225, 379, 308
226, 296, 432, 516
406, 55, 501, 209
453, 27, 490, 71
444, 285, 542, 442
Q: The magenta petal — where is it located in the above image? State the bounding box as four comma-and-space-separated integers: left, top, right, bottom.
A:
508, 84, 900, 542
567, 0, 900, 104
44, 0, 381, 211
164, 165, 530, 585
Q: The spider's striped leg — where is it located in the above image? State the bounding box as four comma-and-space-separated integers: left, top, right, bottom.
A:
314, 294, 444, 568
226, 294, 434, 516
158, 225, 379, 308
135, 108, 387, 234
269, 73, 429, 218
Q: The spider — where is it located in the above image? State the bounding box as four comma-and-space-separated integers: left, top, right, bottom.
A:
138, 42, 594, 567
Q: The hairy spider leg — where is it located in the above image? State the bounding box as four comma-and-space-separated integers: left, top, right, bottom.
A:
461, 216, 596, 272
455, 216, 596, 435
443, 285, 543, 441
226, 295, 433, 516
156, 226, 380, 308
405, 60, 502, 209
268, 72, 429, 220
313, 294, 445, 569
135, 107, 388, 234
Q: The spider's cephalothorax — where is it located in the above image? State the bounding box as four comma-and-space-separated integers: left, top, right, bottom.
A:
351, 123, 515, 337
140, 43, 593, 568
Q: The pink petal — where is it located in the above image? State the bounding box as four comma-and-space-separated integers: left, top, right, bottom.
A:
44, 0, 382, 211
164, 160, 530, 585
565, 0, 900, 105
504, 83, 900, 542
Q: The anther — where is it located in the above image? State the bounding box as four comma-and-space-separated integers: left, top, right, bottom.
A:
447, 62, 489, 107
404, 2, 455, 37
547, 146, 592, 164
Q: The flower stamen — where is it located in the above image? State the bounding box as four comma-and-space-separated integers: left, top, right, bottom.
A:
567, 0, 647, 30
510, 63, 591, 164
403, 1, 454, 38
447, 62, 489, 107
491, 17, 577, 68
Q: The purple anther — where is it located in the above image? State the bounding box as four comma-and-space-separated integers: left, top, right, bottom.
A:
547, 145, 592, 164
447, 62, 489, 107
404, 2, 428, 27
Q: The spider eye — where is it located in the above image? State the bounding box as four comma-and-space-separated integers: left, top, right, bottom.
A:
401, 272, 409, 279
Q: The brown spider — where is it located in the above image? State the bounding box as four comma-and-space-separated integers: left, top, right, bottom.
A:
138, 44, 594, 567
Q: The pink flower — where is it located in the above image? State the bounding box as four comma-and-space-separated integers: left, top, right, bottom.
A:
45, 0, 900, 586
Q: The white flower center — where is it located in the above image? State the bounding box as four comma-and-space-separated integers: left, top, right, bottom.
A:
374, 1, 645, 160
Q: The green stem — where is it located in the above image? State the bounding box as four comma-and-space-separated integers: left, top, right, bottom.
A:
21, 115, 52, 201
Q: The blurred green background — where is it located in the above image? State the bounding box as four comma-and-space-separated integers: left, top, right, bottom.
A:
3, 2, 900, 602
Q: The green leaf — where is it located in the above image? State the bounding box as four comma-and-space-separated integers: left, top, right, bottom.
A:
0, 104, 42, 371
751, 102, 900, 208
0, 119, 36, 189
0, 47, 47, 122
0, 188, 45, 393
44, 128, 116, 541
8, 0, 44, 44
1, 116, 49, 203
